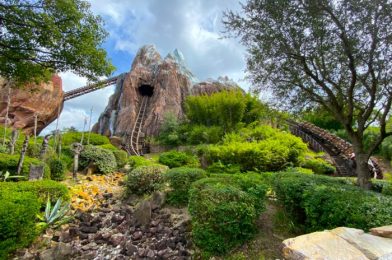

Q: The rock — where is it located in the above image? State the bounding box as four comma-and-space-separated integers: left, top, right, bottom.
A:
282, 230, 369, 260
80, 226, 98, 233
124, 242, 138, 256
370, 225, 392, 239
0, 75, 63, 134
109, 233, 125, 246
93, 45, 243, 138
39, 243, 73, 260
191, 76, 243, 96
134, 200, 152, 226
132, 231, 143, 240
331, 227, 392, 259
150, 191, 166, 209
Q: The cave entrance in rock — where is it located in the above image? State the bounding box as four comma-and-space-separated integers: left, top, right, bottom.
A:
138, 84, 154, 97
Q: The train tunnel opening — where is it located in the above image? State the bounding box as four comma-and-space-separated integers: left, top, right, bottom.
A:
138, 84, 154, 97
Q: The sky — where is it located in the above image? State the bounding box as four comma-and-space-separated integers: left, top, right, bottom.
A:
42, 0, 247, 134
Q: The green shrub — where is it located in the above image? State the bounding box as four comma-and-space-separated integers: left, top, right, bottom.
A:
0, 144, 8, 153
301, 158, 336, 175
206, 161, 241, 174
166, 167, 207, 206
0, 153, 50, 179
189, 175, 267, 255
26, 143, 41, 157
126, 165, 169, 196
48, 158, 67, 181
186, 125, 223, 145
0, 190, 40, 259
57, 132, 110, 146
80, 145, 117, 174
128, 156, 157, 170
159, 151, 200, 168
272, 170, 392, 232
112, 150, 128, 168
0, 180, 70, 205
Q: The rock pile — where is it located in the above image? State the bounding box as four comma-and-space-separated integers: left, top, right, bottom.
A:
17, 192, 192, 260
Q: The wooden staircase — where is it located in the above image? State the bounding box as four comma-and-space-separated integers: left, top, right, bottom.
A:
124, 96, 149, 155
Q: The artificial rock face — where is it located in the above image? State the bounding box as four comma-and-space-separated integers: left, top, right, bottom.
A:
93, 45, 241, 138
0, 75, 63, 134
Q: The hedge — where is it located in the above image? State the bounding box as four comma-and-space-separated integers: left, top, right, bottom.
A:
158, 151, 200, 168
272, 170, 392, 232
80, 145, 117, 174
0, 153, 50, 179
188, 174, 267, 255
126, 165, 169, 196
165, 167, 207, 206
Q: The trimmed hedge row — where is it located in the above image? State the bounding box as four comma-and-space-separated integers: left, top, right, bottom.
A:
166, 167, 207, 206
0, 180, 69, 258
272, 171, 392, 232
158, 151, 200, 168
188, 174, 268, 255
0, 153, 50, 179
125, 165, 169, 196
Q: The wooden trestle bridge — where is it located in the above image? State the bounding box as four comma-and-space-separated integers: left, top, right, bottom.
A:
287, 120, 382, 178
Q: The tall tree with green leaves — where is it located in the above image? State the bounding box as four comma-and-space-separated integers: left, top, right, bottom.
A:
224, 0, 392, 188
0, 0, 115, 84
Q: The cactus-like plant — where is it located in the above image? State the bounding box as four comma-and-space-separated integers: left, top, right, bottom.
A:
0, 171, 25, 182
37, 197, 71, 229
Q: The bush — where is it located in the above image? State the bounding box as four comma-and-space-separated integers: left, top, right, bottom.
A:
166, 167, 207, 206
126, 165, 169, 196
158, 151, 200, 168
206, 161, 241, 174
0, 153, 50, 179
301, 158, 336, 175
0, 180, 70, 205
80, 145, 117, 174
58, 132, 110, 146
186, 125, 223, 145
188, 175, 267, 255
0, 190, 40, 259
48, 158, 67, 181
128, 156, 157, 170
113, 150, 128, 168
272, 170, 392, 231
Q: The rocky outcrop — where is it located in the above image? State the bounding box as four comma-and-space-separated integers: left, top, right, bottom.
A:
282, 227, 392, 260
93, 45, 241, 139
0, 75, 63, 134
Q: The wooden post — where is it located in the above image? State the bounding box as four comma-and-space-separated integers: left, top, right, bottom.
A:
40, 134, 51, 159
71, 143, 83, 180
80, 116, 87, 145
33, 113, 38, 145
8, 129, 19, 155
2, 85, 11, 146
87, 107, 93, 145
17, 135, 29, 175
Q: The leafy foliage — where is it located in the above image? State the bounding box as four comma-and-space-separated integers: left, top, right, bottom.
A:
158, 151, 200, 168
0, 153, 50, 179
48, 157, 67, 181
58, 132, 110, 146
165, 167, 207, 206
80, 145, 117, 174
125, 165, 169, 196
128, 156, 158, 171
37, 197, 71, 229
301, 157, 336, 175
272, 170, 392, 231
188, 174, 267, 255
0, 0, 114, 83
203, 126, 308, 172
0, 189, 40, 259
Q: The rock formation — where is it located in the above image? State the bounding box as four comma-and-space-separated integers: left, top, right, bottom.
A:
93, 45, 242, 139
0, 75, 63, 134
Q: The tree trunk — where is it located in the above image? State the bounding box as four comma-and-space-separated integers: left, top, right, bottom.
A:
17, 135, 29, 175
73, 153, 79, 180
8, 129, 19, 155
355, 152, 372, 189
39, 135, 51, 159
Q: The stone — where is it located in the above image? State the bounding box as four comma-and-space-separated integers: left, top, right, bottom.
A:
150, 191, 166, 209
0, 75, 63, 134
124, 242, 138, 256
80, 226, 98, 233
331, 227, 392, 259
134, 200, 152, 226
39, 243, 73, 260
109, 233, 125, 246
132, 231, 143, 240
93, 45, 242, 138
281, 230, 369, 260
370, 225, 392, 239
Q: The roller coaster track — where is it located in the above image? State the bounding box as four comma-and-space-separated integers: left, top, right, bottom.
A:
123, 95, 149, 155
287, 120, 383, 179
63, 74, 126, 101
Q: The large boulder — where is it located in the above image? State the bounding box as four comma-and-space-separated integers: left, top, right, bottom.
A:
282, 227, 392, 260
93, 45, 241, 138
0, 75, 63, 134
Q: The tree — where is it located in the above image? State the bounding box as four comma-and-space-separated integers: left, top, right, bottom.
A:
224, 0, 392, 188
0, 0, 115, 84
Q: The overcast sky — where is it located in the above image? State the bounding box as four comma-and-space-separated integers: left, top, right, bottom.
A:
42, 0, 247, 134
